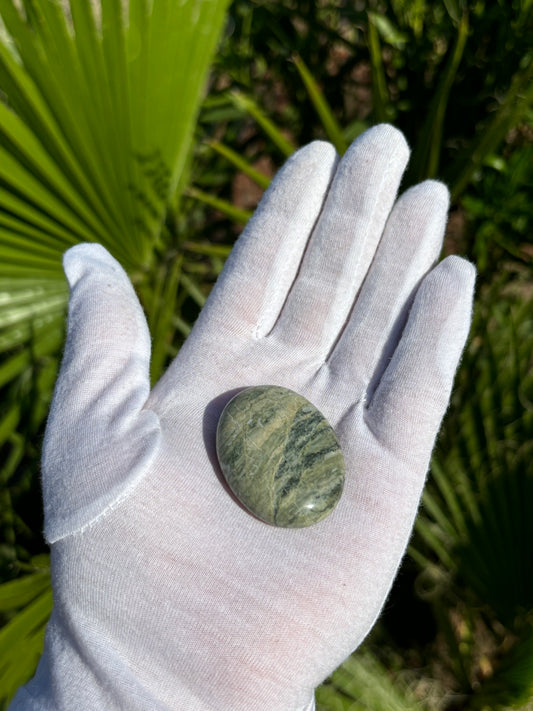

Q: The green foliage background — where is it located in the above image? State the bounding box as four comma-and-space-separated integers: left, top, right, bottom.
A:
0, 0, 532, 708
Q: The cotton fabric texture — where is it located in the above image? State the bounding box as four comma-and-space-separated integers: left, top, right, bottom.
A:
10, 125, 475, 711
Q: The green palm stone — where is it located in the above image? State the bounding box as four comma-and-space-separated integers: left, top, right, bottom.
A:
216, 385, 345, 528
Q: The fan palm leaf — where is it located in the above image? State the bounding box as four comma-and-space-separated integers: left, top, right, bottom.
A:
0, 0, 230, 357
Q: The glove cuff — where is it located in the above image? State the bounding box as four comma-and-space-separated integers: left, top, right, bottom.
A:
10, 610, 317, 711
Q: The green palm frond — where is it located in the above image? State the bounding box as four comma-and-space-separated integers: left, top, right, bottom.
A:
0, 0, 230, 349
229, 89, 296, 157
0, 555, 51, 707
291, 54, 348, 155
414, 293, 533, 621
317, 648, 423, 711
410, 288, 533, 707
407, 10, 469, 183
206, 139, 271, 189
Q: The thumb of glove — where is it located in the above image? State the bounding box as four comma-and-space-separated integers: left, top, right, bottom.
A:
42, 243, 161, 543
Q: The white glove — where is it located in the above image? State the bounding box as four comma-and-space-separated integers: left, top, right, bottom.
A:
11, 124, 475, 711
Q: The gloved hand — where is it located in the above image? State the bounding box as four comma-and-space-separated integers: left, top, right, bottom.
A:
11, 125, 475, 711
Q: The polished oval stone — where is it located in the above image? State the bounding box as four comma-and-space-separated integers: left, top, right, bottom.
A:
216, 385, 344, 528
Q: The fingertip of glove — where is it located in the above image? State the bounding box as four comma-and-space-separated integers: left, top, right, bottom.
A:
418, 257, 476, 324
405, 179, 450, 208
292, 139, 339, 170
392, 181, 450, 232
437, 254, 477, 289
63, 243, 122, 288
360, 123, 410, 160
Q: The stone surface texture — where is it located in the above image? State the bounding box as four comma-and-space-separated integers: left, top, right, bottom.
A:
216, 385, 345, 528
